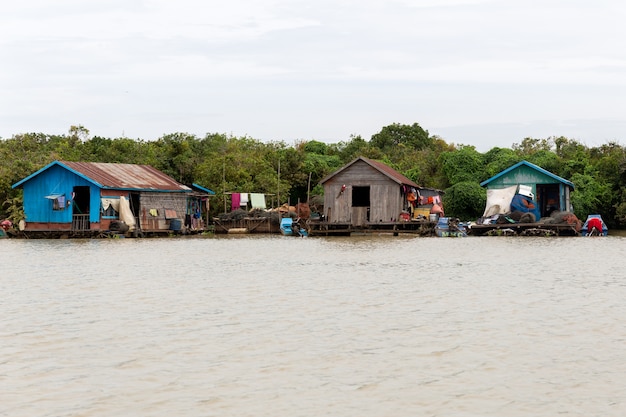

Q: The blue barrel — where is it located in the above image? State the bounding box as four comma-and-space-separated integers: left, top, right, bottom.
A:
169, 218, 182, 231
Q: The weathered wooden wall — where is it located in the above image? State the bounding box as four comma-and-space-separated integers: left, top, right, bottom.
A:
323, 160, 402, 224
139, 192, 188, 230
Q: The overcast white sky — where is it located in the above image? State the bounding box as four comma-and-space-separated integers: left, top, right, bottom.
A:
3, 0, 626, 151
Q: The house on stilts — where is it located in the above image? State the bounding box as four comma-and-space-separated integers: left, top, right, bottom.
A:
470, 160, 580, 236
308, 156, 443, 236
12, 160, 213, 237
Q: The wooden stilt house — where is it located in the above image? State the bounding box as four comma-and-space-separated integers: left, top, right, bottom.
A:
12, 160, 213, 236
480, 160, 574, 219
319, 156, 442, 226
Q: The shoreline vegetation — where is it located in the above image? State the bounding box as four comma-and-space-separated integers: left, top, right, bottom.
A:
2, 123, 625, 229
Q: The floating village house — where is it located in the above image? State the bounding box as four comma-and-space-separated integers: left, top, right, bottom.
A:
12, 160, 213, 235
480, 160, 574, 219
319, 156, 443, 226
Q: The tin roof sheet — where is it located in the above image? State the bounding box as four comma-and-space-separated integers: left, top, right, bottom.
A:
61, 161, 191, 191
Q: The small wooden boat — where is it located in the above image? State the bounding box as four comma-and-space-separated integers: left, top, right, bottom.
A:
280, 217, 308, 237
434, 217, 467, 237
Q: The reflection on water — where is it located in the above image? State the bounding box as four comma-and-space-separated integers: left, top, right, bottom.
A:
2, 235, 626, 416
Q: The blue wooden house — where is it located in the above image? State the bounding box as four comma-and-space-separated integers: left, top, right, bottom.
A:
12, 160, 213, 235
480, 160, 574, 219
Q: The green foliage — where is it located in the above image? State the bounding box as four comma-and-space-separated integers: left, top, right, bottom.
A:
331, 134, 369, 162
370, 123, 432, 153
2, 193, 24, 224
526, 150, 562, 176
403, 167, 421, 184
442, 181, 486, 221
512, 137, 553, 155
482, 147, 520, 179
2, 124, 626, 228
569, 169, 613, 221
413, 138, 454, 189
438, 145, 485, 186
590, 142, 626, 185
303, 140, 329, 155
613, 187, 626, 225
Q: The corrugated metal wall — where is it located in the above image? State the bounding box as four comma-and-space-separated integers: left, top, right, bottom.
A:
22, 165, 99, 224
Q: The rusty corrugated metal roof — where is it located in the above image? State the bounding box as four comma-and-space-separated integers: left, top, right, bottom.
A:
61, 161, 191, 191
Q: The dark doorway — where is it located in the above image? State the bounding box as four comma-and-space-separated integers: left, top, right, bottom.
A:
352, 186, 370, 224
72, 186, 90, 215
72, 186, 90, 230
130, 192, 141, 229
352, 186, 370, 207
537, 184, 560, 217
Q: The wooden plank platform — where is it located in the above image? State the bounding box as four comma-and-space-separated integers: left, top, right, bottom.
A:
212, 217, 278, 234
307, 220, 436, 236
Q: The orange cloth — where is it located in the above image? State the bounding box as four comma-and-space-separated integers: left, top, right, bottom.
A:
430, 203, 444, 216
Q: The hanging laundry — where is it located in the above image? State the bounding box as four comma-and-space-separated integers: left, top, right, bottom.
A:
231, 193, 240, 211
240, 193, 249, 207
431, 203, 444, 217
250, 193, 266, 209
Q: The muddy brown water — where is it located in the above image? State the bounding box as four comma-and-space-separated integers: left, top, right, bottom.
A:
2, 235, 625, 416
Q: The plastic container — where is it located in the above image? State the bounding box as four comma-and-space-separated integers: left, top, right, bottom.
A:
169, 218, 182, 231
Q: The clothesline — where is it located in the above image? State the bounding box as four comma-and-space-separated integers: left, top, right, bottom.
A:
229, 192, 273, 210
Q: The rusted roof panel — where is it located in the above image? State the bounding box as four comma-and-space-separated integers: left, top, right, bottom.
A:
61, 161, 191, 191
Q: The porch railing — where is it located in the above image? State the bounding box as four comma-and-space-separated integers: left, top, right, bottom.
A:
72, 214, 90, 231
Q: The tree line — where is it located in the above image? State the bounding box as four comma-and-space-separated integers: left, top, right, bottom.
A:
1, 123, 625, 227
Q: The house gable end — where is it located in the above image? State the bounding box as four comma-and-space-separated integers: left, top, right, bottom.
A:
12, 161, 102, 189
480, 160, 574, 189
320, 156, 419, 188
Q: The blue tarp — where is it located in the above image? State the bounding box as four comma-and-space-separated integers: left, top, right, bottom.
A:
510, 194, 541, 221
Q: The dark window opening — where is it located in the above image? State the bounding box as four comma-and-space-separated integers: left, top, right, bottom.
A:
52, 195, 66, 211
352, 186, 370, 207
